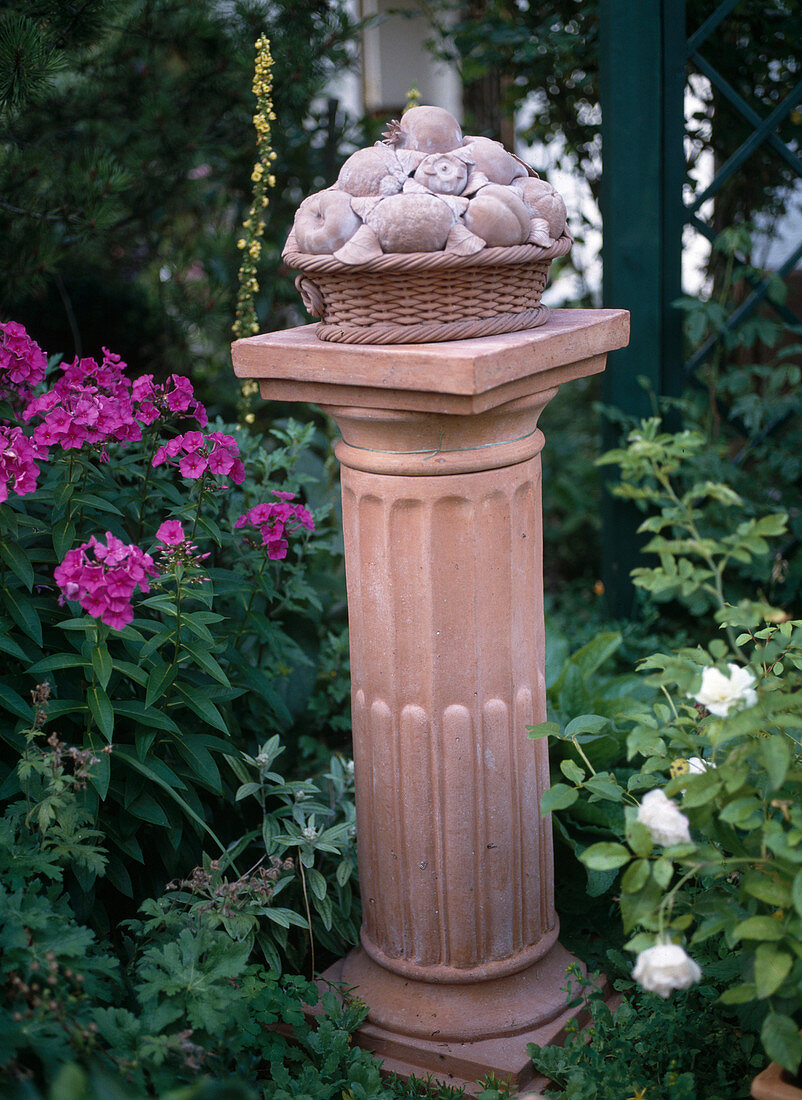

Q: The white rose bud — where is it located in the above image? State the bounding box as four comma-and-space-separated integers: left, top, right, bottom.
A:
637, 788, 691, 847
691, 663, 757, 718
633, 943, 702, 998
687, 756, 711, 774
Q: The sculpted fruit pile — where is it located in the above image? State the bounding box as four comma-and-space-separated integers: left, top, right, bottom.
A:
287, 106, 567, 264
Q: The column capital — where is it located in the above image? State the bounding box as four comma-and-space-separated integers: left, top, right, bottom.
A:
232, 308, 630, 417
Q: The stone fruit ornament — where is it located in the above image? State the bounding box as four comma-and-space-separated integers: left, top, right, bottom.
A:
284, 103, 571, 266
464, 184, 530, 248
293, 189, 362, 255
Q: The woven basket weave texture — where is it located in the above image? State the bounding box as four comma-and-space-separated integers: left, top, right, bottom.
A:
285, 231, 571, 345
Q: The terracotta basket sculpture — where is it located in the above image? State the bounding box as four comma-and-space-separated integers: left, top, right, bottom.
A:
282, 105, 572, 345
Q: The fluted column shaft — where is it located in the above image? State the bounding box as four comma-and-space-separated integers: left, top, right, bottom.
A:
326, 394, 556, 989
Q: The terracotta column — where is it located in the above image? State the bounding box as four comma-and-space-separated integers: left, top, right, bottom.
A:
232, 309, 629, 1095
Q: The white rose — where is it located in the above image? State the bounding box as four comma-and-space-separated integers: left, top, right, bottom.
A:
687, 756, 711, 774
637, 788, 691, 847
632, 943, 702, 998
692, 663, 757, 718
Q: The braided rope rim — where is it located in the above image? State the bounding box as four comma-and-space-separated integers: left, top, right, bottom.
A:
315, 305, 550, 344
283, 229, 572, 275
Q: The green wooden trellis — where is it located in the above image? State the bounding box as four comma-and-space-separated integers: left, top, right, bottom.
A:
599, 0, 802, 616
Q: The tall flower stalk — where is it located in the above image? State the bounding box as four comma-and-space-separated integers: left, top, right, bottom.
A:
233, 34, 277, 340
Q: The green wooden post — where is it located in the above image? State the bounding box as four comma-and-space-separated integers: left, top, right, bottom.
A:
599, 0, 685, 617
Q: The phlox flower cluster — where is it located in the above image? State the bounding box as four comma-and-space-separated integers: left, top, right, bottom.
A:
154, 520, 209, 574
0, 321, 47, 406
23, 348, 141, 451
152, 431, 245, 485
132, 374, 207, 428
20, 340, 208, 456
54, 532, 159, 630
235, 491, 314, 560
0, 425, 43, 502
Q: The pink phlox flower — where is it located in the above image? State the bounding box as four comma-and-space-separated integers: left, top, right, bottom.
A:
0, 425, 44, 502
156, 520, 185, 545
137, 401, 160, 425
235, 494, 315, 560
165, 376, 193, 412
182, 430, 205, 452
265, 535, 289, 560
54, 532, 158, 630
295, 506, 314, 531
152, 430, 242, 485
178, 451, 207, 479
0, 321, 48, 405
132, 373, 207, 428
132, 374, 155, 402
208, 445, 235, 475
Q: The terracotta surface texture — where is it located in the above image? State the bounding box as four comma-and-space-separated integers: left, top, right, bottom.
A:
232, 310, 630, 1091
751, 1062, 802, 1100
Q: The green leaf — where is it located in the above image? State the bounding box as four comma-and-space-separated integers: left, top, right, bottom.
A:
145, 662, 177, 708
761, 736, 791, 791
113, 746, 225, 851
0, 627, 29, 661
732, 915, 786, 942
173, 684, 228, 733
0, 540, 34, 590
565, 714, 610, 737
539, 783, 578, 814
138, 628, 175, 661
88, 684, 114, 740
27, 653, 89, 675
560, 759, 585, 785
621, 859, 650, 894
180, 640, 230, 687
92, 643, 113, 691
308, 867, 327, 901
742, 871, 792, 909
625, 820, 654, 859
71, 492, 123, 516
653, 857, 673, 889
719, 982, 757, 1005
4, 588, 42, 645
761, 1012, 802, 1074
112, 700, 181, 734
527, 721, 560, 740
584, 775, 625, 802
754, 943, 793, 999
0, 681, 34, 721
580, 842, 631, 871
52, 518, 76, 559
175, 739, 222, 793
128, 792, 171, 827
89, 750, 111, 800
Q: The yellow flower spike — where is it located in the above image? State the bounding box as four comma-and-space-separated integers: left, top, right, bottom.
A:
234, 33, 277, 340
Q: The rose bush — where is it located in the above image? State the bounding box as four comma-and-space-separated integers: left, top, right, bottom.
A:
531, 418, 802, 1075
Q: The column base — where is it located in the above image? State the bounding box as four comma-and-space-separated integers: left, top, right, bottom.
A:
318, 943, 605, 1096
